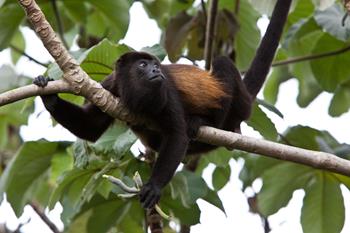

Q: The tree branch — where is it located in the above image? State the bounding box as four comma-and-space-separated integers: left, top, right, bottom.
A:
272, 45, 350, 67
7, 0, 350, 180
204, 0, 219, 70
197, 127, 350, 176
30, 202, 61, 233
50, 0, 68, 49
0, 80, 74, 106
0, 80, 72, 106
10, 44, 49, 67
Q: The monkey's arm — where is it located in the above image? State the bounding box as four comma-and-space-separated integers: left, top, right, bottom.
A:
34, 75, 116, 141
139, 100, 189, 208
243, 0, 292, 98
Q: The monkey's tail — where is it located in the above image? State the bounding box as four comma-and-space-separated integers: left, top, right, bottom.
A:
243, 0, 292, 99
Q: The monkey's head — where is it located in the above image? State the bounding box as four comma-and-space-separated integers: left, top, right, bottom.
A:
116, 52, 165, 84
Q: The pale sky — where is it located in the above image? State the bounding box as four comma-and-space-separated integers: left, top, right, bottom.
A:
0, 2, 350, 233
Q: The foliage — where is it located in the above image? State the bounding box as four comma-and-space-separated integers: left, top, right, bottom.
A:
0, 0, 350, 233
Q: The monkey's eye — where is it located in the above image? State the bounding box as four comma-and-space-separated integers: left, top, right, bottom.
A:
154, 64, 159, 69
139, 61, 147, 68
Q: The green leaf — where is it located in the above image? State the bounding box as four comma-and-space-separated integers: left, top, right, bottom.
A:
85, 0, 131, 41
0, 3, 24, 50
212, 165, 231, 191
238, 152, 280, 190
50, 151, 73, 183
205, 148, 233, 167
10, 30, 25, 64
328, 86, 350, 117
246, 103, 278, 140
301, 173, 345, 233
235, 0, 260, 70
283, 126, 339, 151
73, 140, 91, 169
141, 44, 167, 61
310, 33, 350, 92
49, 168, 92, 209
315, 4, 350, 41
93, 124, 128, 155
287, 0, 314, 25
80, 39, 130, 81
256, 98, 284, 118
161, 197, 201, 226
0, 141, 59, 216
258, 163, 312, 216
87, 200, 131, 233
113, 129, 137, 157
263, 65, 291, 105
170, 170, 208, 206
201, 189, 226, 214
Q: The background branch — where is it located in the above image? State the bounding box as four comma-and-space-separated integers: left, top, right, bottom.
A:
204, 0, 219, 70
10, 45, 48, 67
50, 0, 68, 49
30, 202, 60, 233
272, 45, 350, 67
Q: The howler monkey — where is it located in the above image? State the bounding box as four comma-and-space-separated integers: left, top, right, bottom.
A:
33, 0, 292, 209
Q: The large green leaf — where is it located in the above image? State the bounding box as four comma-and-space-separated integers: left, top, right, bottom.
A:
258, 163, 312, 216
212, 165, 231, 191
0, 141, 60, 216
283, 125, 339, 151
246, 103, 278, 141
0, 3, 24, 50
287, 0, 314, 25
235, 0, 260, 70
87, 200, 131, 233
310, 33, 350, 92
301, 173, 345, 233
85, 0, 131, 41
80, 39, 130, 81
286, 18, 324, 107
328, 86, 350, 117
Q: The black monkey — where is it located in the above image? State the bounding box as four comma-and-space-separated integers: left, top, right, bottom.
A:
33, 0, 292, 208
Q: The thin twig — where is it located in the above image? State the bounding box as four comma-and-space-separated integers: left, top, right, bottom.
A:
200, 0, 207, 22
235, 0, 240, 14
272, 45, 350, 67
30, 202, 60, 233
50, 0, 68, 49
10, 45, 48, 67
204, 0, 219, 70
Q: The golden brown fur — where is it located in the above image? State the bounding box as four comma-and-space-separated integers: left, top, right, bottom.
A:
164, 64, 228, 113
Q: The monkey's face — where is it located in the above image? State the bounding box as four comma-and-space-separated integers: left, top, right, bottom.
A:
116, 52, 165, 85
132, 59, 165, 83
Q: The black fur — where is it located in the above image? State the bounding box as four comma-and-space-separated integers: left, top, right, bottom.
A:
33, 0, 292, 209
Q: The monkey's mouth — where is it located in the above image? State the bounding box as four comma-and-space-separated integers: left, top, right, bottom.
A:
149, 74, 165, 81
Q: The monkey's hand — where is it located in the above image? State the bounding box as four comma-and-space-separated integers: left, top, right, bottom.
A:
139, 181, 161, 209
33, 75, 58, 111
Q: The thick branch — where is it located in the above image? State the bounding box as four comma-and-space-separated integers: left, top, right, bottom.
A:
204, 0, 219, 70
0, 80, 72, 106
197, 127, 350, 176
